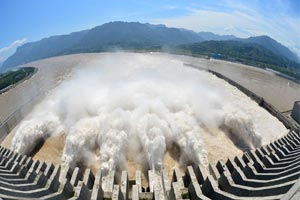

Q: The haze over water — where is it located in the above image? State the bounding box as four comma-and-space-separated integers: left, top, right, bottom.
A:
7, 53, 288, 175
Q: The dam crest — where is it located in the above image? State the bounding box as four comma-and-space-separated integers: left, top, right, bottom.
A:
0, 64, 299, 199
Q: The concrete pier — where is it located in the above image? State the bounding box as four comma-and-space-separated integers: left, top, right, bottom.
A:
291, 101, 300, 123
0, 130, 299, 199
0, 56, 299, 199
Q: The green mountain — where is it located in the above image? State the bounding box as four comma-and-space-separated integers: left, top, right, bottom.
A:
198, 32, 237, 41
239, 35, 299, 63
2, 22, 205, 70
2, 21, 299, 74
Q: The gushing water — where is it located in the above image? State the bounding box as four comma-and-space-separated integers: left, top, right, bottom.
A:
10, 53, 287, 173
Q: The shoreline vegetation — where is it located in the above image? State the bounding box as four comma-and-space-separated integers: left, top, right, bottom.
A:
0, 67, 37, 94
142, 47, 300, 83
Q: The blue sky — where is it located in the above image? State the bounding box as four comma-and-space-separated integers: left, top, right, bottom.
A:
0, 0, 299, 62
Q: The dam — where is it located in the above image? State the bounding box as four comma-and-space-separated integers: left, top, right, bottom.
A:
0, 52, 299, 199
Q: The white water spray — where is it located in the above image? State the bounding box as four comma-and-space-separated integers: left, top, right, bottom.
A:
10, 53, 287, 173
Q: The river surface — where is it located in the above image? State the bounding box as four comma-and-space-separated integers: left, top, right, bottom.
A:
165, 53, 299, 112
0, 52, 299, 124
0, 52, 294, 182
207, 59, 299, 112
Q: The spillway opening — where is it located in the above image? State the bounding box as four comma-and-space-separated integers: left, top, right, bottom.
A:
6, 53, 288, 183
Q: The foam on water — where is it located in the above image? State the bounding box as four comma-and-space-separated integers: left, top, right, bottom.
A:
10, 53, 287, 173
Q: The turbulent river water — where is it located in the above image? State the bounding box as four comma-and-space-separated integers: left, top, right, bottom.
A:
0, 53, 288, 177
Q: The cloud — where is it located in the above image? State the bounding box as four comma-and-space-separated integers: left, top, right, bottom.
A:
163, 5, 178, 10
153, 9, 264, 37
0, 38, 27, 62
153, 1, 300, 57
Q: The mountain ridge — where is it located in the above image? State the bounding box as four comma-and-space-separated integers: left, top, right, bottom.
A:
237, 35, 299, 62
2, 21, 299, 70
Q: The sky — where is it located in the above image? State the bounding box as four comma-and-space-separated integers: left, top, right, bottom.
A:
0, 0, 299, 63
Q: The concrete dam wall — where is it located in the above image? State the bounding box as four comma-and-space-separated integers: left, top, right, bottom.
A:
0, 130, 300, 199
0, 54, 299, 199
208, 69, 300, 131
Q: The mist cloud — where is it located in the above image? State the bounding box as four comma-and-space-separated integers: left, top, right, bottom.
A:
10, 53, 287, 174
